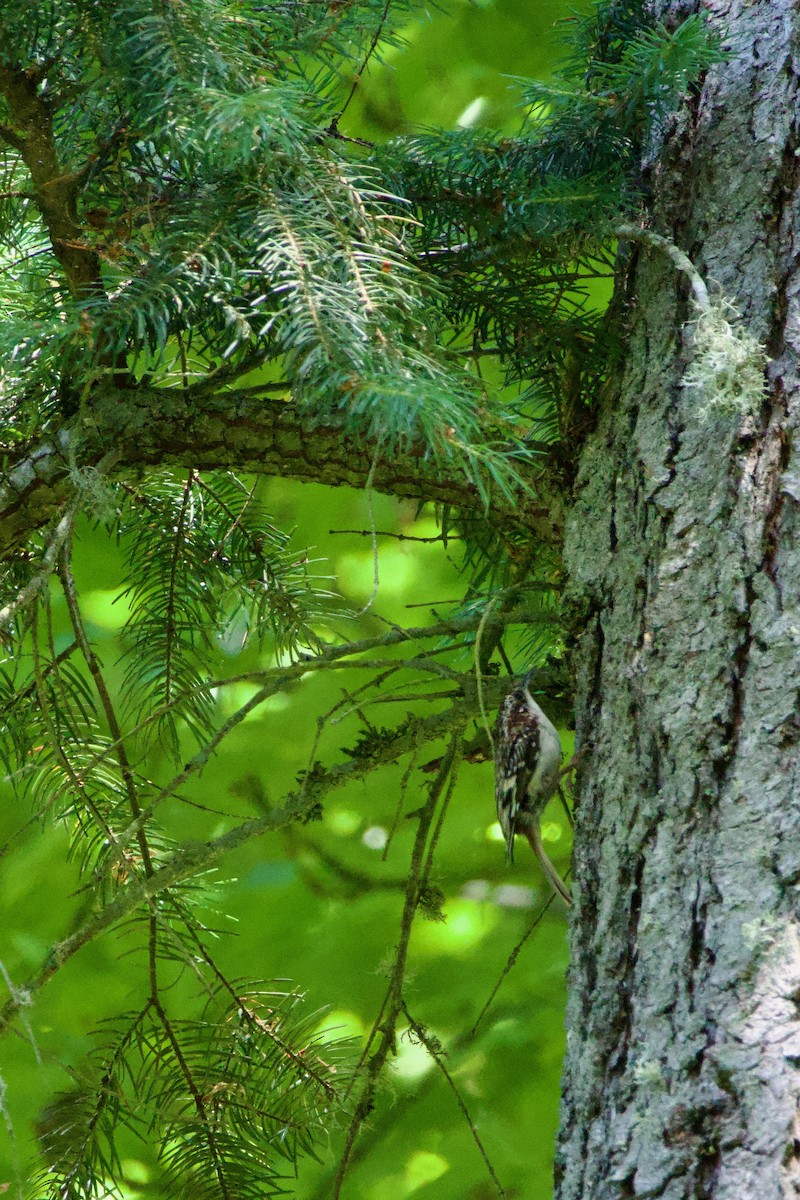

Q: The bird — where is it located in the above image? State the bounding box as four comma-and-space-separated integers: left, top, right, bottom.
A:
494, 673, 572, 906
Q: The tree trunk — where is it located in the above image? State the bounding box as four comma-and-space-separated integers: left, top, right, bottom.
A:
557, 2, 800, 1196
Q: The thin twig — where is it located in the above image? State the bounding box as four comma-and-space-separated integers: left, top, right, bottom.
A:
421, 756, 460, 881
474, 595, 501, 757
163, 472, 194, 715
401, 1002, 505, 1198
332, 732, 462, 1200
330, 0, 392, 129
330, 528, 460, 544
307, 998, 525, 1200
469, 893, 557, 1036
353, 448, 380, 618
382, 748, 418, 861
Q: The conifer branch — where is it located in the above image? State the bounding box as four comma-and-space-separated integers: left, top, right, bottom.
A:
0, 700, 475, 1037
0, 387, 562, 562
0, 61, 103, 297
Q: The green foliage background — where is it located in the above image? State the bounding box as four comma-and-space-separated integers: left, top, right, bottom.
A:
2, 488, 573, 1200
0, 3, 581, 1196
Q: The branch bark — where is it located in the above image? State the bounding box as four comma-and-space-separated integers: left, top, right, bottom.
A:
1, 385, 563, 561
0, 63, 102, 297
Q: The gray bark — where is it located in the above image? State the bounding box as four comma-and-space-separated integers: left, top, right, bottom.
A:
558, 1, 800, 1197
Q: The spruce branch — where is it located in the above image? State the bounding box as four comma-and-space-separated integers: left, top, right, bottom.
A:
0, 388, 561, 564
0, 62, 103, 297
0, 698, 481, 1038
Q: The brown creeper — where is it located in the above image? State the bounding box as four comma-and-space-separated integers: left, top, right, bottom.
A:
494, 675, 572, 906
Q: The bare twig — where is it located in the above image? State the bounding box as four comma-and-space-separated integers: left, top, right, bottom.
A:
353, 449, 380, 617
332, 732, 463, 1200
615, 223, 710, 311
330, 528, 460, 543
401, 1002, 505, 1198
329, 0, 392, 131
470, 893, 557, 1036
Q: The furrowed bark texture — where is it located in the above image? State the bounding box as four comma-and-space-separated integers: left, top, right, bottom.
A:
558, 2, 800, 1197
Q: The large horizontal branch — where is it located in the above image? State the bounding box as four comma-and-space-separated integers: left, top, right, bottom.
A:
0, 384, 565, 561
